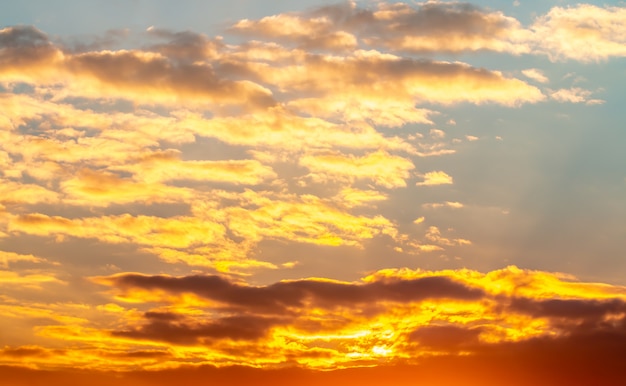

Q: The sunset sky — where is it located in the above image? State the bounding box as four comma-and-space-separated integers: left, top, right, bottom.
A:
1, 1, 626, 384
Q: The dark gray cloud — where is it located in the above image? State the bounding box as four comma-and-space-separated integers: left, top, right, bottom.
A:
0, 25, 274, 109
0, 26, 58, 68
103, 273, 485, 314
58, 29, 131, 53
113, 311, 284, 344
409, 324, 483, 350
66, 50, 275, 107
0, 25, 50, 49
509, 297, 626, 320
230, 2, 521, 54
145, 28, 222, 62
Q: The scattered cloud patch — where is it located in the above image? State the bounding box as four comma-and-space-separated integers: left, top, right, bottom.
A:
416, 171, 454, 186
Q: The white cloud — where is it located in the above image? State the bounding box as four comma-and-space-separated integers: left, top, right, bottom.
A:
522, 68, 549, 84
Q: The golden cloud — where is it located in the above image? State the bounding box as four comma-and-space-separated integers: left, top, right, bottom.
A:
0, 266, 624, 379
299, 150, 414, 188
60, 168, 196, 206
116, 153, 277, 185
76, 266, 626, 370
0, 251, 46, 269
416, 171, 453, 186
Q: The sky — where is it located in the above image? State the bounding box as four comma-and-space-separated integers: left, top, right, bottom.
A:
1, 0, 626, 384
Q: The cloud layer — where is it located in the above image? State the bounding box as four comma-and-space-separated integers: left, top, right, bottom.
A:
1, 0, 625, 382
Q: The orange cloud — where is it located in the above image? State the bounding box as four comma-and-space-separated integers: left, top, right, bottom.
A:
0, 251, 46, 268
0, 271, 63, 288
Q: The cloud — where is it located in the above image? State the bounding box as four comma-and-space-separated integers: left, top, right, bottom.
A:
0, 27, 274, 111
429, 129, 445, 139
231, 13, 358, 51
0, 251, 46, 268
416, 171, 453, 186
114, 312, 284, 344
509, 297, 626, 321
422, 201, 464, 209
550, 87, 602, 104
0, 179, 59, 206
229, 2, 626, 63
0, 345, 61, 359
186, 106, 415, 152
0, 26, 61, 78
231, 2, 532, 55
532, 4, 626, 62
65, 50, 275, 109
425, 226, 471, 247
334, 188, 388, 208
409, 325, 483, 350
60, 168, 196, 206
299, 150, 414, 188
0, 267, 624, 375
95, 272, 485, 315
0, 270, 64, 288
362, 2, 531, 54
141, 246, 278, 273
114, 152, 277, 185
8, 212, 227, 249
6, 189, 400, 261
522, 68, 549, 83
220, 191, 398, 247
75, 266, 626, 371
145, 27, 222, 62
251, 51, 544, 108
